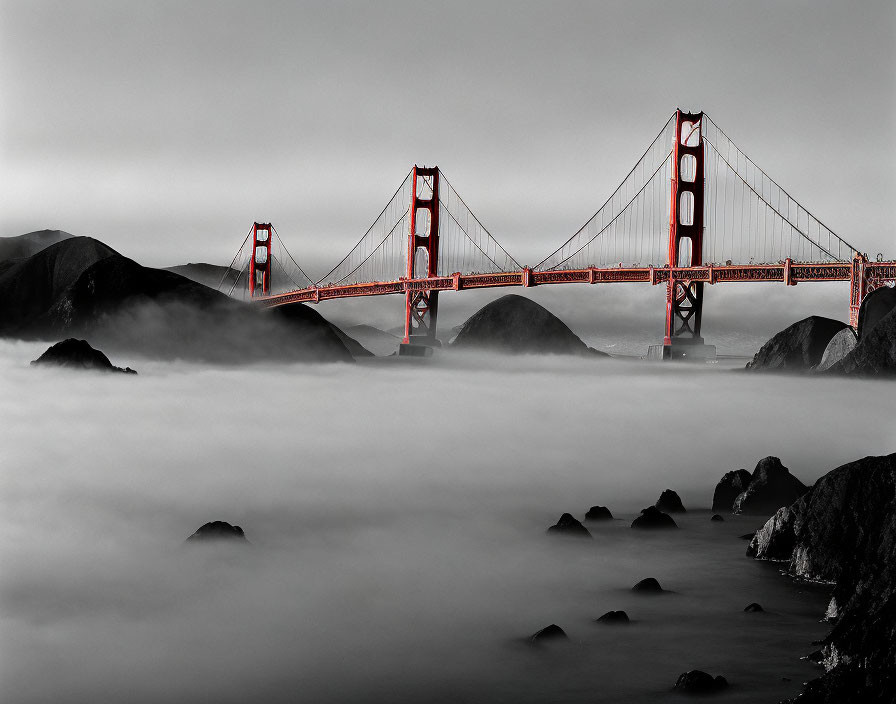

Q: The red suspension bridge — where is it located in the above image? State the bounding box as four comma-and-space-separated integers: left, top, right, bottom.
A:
223, 110, 896, 358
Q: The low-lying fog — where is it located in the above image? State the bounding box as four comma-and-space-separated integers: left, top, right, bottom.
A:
2, 341, 892, 703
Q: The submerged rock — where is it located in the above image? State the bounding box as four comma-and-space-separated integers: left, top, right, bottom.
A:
733, 456, 808, 516
631, 577, 663, 593
631, 506, 678, 530
186, 521, 248, 543
745, 316, 848, 371
674, 670, 729, 693
451, 294, 606, 356
711, 468, 752, 513
585, 505, 613, 521
596, 610, 629, 624
655, 489, 686, 513
749, 453, 896, 703
546, 513, 592, 538
31, 338, 136, 373
744, 602, 764, 613
529, 624, 568, 643
710, 514, 724, 522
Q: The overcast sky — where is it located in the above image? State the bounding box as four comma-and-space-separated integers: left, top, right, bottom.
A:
1, 1, 893, 279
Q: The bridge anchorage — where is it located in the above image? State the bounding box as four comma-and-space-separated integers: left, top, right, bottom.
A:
224, 109, 896, 360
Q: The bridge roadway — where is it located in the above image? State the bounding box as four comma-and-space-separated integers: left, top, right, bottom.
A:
254, 259, 896, 308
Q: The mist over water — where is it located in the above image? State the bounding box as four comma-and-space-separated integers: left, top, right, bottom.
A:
2, 341, 892, 703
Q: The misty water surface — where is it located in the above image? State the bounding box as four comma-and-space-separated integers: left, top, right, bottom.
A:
1, 341, 892, 703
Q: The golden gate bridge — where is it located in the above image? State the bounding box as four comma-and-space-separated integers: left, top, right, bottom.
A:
221, 110, 896, 358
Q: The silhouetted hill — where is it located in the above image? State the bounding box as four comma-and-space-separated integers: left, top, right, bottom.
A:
164, 263, 242, 291
0, 229, 74, 262
345, 325, 401, 356
451, 294, 606, 356
745, 316, 848, 372
0, 236, 354, 363
0, 237, 118, 335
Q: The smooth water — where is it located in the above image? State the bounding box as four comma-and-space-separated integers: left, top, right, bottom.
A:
2, 341, 891, 703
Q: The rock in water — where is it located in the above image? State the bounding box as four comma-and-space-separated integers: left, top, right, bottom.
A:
529, 624, 568, 643
585, 505, 613, 521
830, 305, 896, 376
186, 521, 248, 543
857, 286, 896, 341
733, 456, 808, 516
631, 506, 678, 529
710, 514, 724, 522
596, 610, 629, 624
631, 577, 663, 593
674, 670, 729, 693
655, 489, 686, 513
745, 316, 848, 371
451, 294, 605, 356
547, 513, 592, 538
31, 339, 136, 373
816, 327, 858, 372
749, 453, 896, 703
743, 602, 764, 613
711, 468, 753, 512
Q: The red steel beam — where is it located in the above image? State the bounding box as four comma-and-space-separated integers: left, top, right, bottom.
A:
253, 260, 895, 309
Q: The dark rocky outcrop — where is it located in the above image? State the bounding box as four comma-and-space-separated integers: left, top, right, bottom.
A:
186, 521, 248, 542
710, 514, 724, 522
743, 602, 764, 613
584, 505, 613, 521
655, 489, 686, 513
451, 294, 606, 356
817, 328, 858, 372
857, 286, 896, 341
631, 577, 663, 593
733, 456, 808, 516
673, 670, 729, 693
631, 506, 678, 530
745, 316, 848, 372
830, 305, 896, 376
529, 624, 568, 643
595, 610, 629, 624
749, 454, 896, 703
711, 468, 753, 513
546, 513, 592, 538
31, 339, 136, 373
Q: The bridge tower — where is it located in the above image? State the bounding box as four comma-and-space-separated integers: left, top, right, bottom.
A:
664, 111, 713, 360
401, 166, 441, 353
248, 222, 272, 297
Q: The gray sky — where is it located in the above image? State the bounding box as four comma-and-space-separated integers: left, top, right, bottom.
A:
1, 0, 894, 336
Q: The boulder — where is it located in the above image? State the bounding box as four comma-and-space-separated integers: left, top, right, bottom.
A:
529, 624, 568, 643
631, 577, 663, 593
816, 327, 858, 372
733, 457, 808, 516
857, 286, 896, 341
743, 602, 764, 613
710, 514, 724, 522
830, 305, 896, 376
745, 316, 849, 371
655, 489, 686, 513
584, 505, 613, 521
186, 521, 248, 543
749, 453, 896, 703
31, 339, 136, 374
546, 513, 592, 538
674, 670, 729, 693
595, 610, 629, 624
631, 506, 678, 530
711, 468, 752, 512
451, 294, 606, 356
